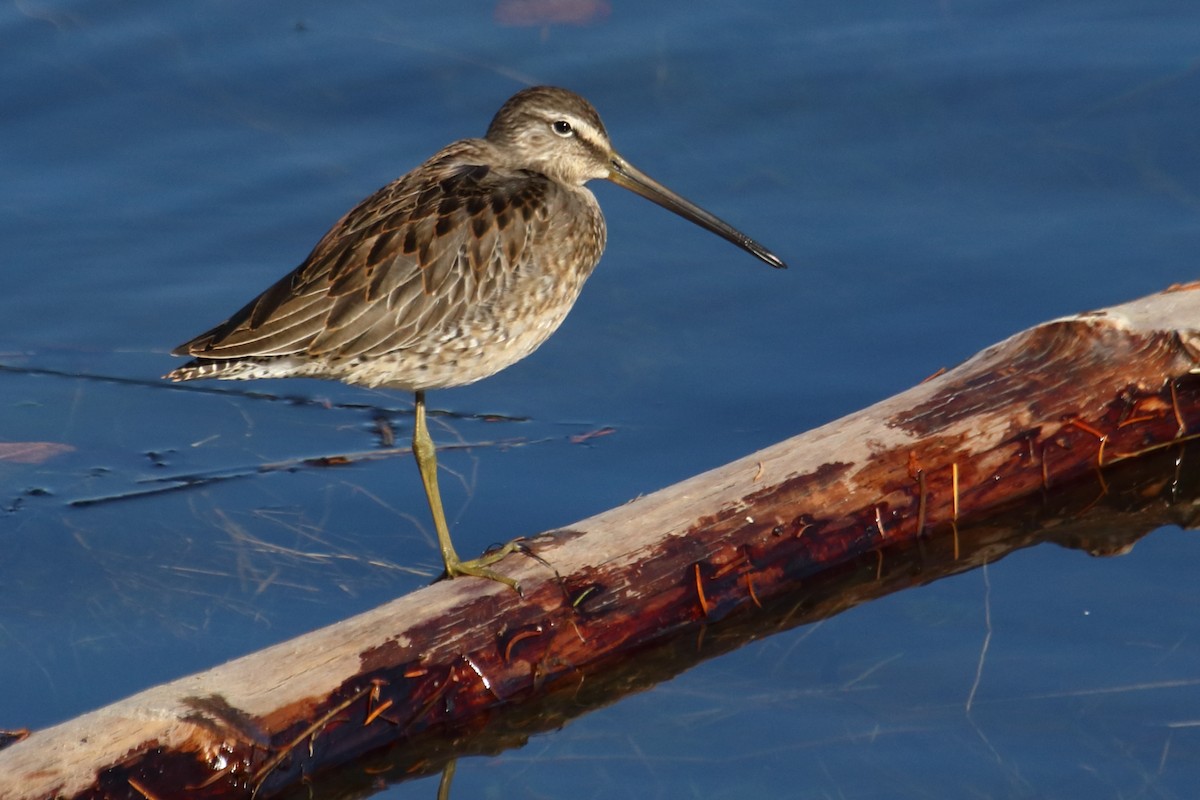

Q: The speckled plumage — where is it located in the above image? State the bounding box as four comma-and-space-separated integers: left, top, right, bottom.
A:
167, 92, 607, 390
165, 86, 785, 589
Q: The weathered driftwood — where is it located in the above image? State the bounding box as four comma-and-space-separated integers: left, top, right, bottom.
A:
2, 284, 1200, 799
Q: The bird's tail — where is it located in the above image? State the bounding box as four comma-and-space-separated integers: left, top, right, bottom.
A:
163, 358, 281, 382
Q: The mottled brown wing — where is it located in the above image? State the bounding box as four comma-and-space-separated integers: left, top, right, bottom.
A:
173, 155, 555, 362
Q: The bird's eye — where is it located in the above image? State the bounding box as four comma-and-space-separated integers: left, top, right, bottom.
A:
552, 120, 574, 137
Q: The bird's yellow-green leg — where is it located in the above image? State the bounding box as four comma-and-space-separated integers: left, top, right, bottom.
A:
412, 391, 522, 592
436, 759, 456, 800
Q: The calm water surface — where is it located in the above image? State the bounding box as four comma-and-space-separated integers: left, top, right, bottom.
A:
2, 2, 1199, 797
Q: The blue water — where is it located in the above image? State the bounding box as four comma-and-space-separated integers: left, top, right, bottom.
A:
3, 1, 1199, 797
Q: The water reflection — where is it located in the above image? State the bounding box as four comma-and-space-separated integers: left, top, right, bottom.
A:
279, 440, 1200, 799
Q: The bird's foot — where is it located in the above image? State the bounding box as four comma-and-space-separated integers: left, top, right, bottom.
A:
443, 539, 531, 594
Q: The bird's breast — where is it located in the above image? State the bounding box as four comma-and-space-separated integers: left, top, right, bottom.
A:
356, 184, 607, 391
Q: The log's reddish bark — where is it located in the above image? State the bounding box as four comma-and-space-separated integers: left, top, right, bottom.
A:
3, 284, 1200, 799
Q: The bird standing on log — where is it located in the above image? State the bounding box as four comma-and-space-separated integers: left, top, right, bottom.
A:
165, 86, 787, 592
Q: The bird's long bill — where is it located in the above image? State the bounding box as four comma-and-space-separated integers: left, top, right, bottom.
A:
607, 154, 787, 269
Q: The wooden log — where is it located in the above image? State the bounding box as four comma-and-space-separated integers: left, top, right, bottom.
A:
2, 283, 1200, 799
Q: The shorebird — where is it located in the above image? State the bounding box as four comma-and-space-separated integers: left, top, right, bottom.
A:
165, 86, 786, 591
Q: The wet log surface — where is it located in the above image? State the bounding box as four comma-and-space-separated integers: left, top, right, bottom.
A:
3, 283, 1200, 799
